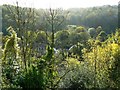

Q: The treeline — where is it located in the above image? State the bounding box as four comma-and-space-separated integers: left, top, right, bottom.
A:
1, 4, 118, 35
67, 5, 118, 33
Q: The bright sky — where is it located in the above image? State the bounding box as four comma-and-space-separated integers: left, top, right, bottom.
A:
0, 0, 119, 9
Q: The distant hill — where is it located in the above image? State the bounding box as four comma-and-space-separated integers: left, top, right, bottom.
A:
1, 4, 118, 35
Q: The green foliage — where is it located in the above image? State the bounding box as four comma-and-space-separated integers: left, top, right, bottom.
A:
97, 31, 107, 42
81, 31, 120, 88
68, 26, 90, 45
2, 26, 20, 88
96, 26, 103, 35
88, 28, 97, 38
17, 65, 45, 89
75, 26, 86, 33
108, 30, 120, 88
1, 4, 119, 89
55, 30, 70, 49
2, 5, 118, 35
67, 6, 117, 33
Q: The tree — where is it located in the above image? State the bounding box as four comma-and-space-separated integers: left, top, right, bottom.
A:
96, 26, 103, 35
108, 31, 120, 88
68, 26, 90, 45
41, 8, 69, 89
97, 31, 107, 42
75, 26, 86, 33
2, 26, 20, 88
88, 28, 97, 39
55, 30, 70, 49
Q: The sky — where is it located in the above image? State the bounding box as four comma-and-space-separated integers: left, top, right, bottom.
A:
0, 0, 120, 9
